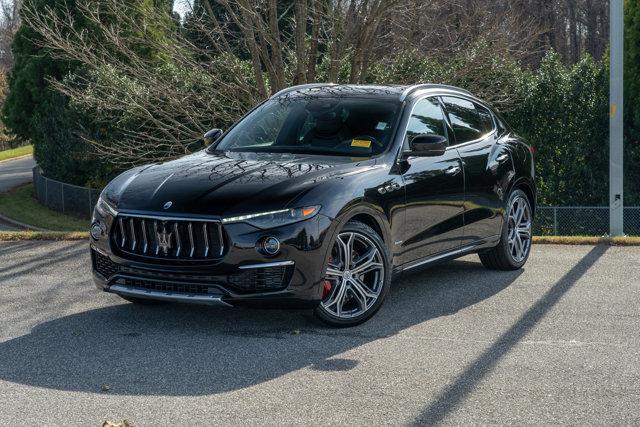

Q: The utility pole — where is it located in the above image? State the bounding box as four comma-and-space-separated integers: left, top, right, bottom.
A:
610, 0, 624, 236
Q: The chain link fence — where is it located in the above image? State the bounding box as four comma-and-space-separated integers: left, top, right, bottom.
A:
534, 207, 640, 236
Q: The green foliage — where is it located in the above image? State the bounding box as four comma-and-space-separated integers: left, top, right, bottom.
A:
2, 0, 107, 185
4, 0, 635, 208
507, 52, 609, 206
625, 0, 640, 204
2, 0, 174, 187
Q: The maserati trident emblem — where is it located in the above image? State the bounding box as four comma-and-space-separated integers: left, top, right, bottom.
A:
156, 226, 173, 255
163, 201, 173, 210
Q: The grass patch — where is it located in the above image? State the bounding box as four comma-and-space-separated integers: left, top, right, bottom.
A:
533, 235, 640, 246
0, 184, 88, 232
0, 231, 88, 241
0, 144, 32, 161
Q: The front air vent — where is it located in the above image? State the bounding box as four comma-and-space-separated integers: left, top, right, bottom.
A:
111, 214, 225, 262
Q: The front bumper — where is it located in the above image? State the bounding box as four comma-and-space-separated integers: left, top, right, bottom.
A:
91, 212, 336, 309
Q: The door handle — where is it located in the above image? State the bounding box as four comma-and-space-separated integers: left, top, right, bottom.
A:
496, 153, 510, 164
444, 165, 462, 176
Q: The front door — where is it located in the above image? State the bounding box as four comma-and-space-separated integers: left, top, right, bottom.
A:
399, 97, 465, 266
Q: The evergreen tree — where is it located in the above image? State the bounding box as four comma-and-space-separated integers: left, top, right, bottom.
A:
2, 0, 96, 185
2, 0, 175, 186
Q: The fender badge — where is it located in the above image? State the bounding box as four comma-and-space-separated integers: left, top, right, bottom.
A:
163, 201, 173, 210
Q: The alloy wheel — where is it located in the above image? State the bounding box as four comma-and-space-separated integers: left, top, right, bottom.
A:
507, 195, 532, 263
321, 231, 385, 319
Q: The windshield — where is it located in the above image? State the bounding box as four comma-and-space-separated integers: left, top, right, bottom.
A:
213, 96, 402, 157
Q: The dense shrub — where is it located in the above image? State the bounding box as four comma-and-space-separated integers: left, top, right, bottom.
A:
506, 52, 609, 206
624, 0, 640, 205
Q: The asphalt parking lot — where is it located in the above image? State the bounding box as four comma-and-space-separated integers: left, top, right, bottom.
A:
0, 241, 639, 425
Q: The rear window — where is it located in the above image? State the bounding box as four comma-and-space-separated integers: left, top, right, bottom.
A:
441, 96, 484, 144
475, 103, 495, 134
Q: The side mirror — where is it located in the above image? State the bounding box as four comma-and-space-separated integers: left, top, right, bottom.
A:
203, 128, 223, 146
403, 134, 447, 158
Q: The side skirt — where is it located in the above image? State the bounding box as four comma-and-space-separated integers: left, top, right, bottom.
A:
393, 234, 500, 278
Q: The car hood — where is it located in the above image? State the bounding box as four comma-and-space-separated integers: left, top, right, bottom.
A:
106, 151, 380, 217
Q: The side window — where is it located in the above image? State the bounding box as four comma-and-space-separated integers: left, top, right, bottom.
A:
405, 97, 446, 143
441, 96, 484, 144
475, 103, 495, 134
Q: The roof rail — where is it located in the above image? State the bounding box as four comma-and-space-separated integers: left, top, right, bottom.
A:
399, 84, 472, 102
270, 83, 337, 99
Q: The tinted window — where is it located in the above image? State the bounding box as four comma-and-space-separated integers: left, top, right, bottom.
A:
475, 103, 495, 134
405, 97, 446, 142
441, 96, 483, 144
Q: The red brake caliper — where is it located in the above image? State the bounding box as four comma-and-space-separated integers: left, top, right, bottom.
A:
323, 256, 334, 298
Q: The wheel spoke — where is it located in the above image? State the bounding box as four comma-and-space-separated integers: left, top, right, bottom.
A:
352, 246, 376, 269
351, 277, 378, 299
323, 279, 347, 314
349, 287, 368, 311
354, 261, 383, 276
326, 267, 344, 279
515, 233, 523, 258
337, 233, 355, 270
515, 203, 525, 224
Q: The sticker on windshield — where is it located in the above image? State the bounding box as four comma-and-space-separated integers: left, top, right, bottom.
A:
376, 122, 387, 130
351, 139, 372, 148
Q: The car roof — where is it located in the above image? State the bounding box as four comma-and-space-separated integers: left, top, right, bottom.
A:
271, 84, 473, 102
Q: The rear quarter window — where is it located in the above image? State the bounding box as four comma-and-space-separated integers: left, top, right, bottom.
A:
441, 96, 484, 144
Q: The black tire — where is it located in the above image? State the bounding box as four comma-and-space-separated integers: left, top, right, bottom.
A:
314, 220, 392, 327
119, 295, 167, 305
479, 189, 533, 271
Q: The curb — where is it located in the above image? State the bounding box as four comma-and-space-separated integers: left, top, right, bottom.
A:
0, 212, 51, 232
0, 154, 32, 164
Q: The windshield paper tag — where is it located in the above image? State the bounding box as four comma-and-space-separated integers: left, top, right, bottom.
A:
376, 122, 387, 130
351, 139, 372, 148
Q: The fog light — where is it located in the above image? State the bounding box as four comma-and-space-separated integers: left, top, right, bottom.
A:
90, 223, 104, 240
262, 237, 280, 255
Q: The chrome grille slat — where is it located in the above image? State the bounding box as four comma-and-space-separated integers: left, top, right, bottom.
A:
154, 220, 160, 255
141, 219, 148, 253
118, 218, 126, 247
203, 223, 209, 257
188, 223, 195, 258
111, 215, 223, 262
174, 223, 181, 257
218, 224, 224, 256
129, 218, 137, 251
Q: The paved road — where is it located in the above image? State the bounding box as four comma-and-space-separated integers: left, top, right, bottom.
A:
0, 155, 36, 192
0, 242, 639, 425
0, 155, 36, 231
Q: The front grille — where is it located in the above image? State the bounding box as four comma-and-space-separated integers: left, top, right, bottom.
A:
92, 250, 120, 279
111, 214, 224, 261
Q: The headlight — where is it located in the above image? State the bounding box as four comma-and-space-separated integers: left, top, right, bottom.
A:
95, 195, 118, 217
222, 206, 320, 229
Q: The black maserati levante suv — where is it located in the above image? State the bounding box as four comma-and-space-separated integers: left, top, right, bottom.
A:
90, 84, 535, 327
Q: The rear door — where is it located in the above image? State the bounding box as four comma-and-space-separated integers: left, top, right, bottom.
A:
399, 97, 465, 265
440, 96, 514, 244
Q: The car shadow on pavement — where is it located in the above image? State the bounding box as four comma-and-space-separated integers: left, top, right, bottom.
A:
0, 258, 523, 396
413, 245, 609, 424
